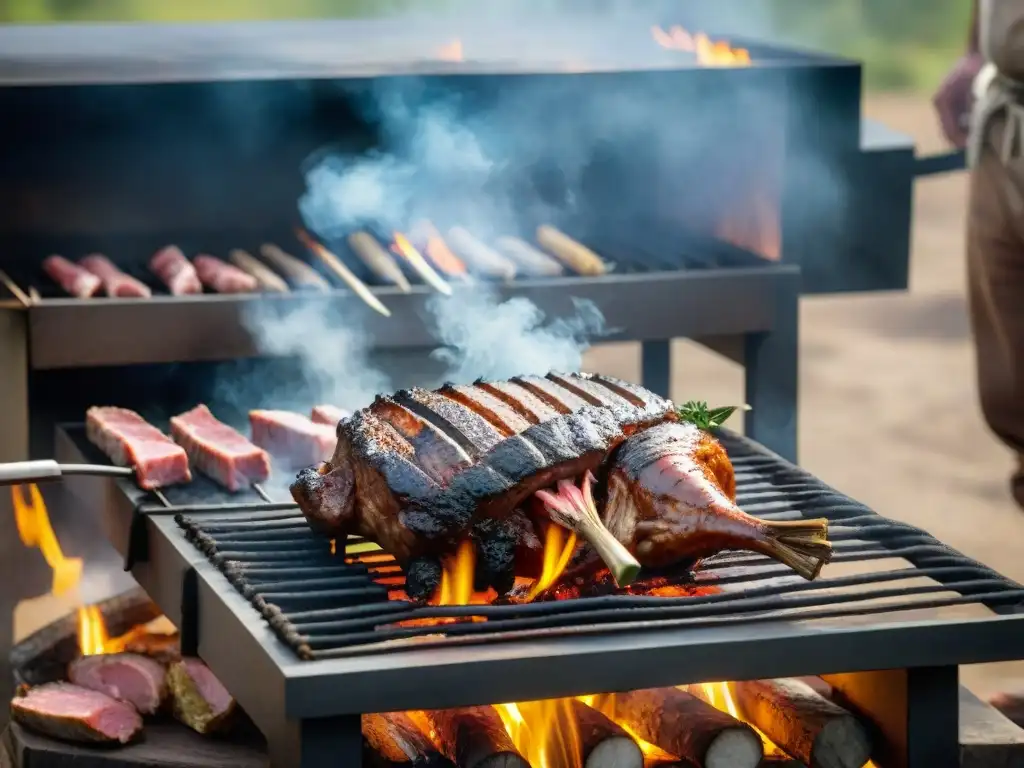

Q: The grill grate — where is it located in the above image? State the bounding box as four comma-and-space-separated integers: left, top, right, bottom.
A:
175, 432, 1024, 661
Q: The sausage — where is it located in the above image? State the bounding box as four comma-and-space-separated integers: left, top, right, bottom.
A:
228, 249, 290, 293
495, 236, 565, 277
535, 225, 608, 276
259, 243, 331, 291
347, 232, 411, 291
446, 227, 517, 280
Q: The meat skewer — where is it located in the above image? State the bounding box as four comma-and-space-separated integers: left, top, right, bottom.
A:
347, 231, 411, 291
193, 254, 259, 294
536, 225, 608, 276
170, 404, 271, 493
229, 248, 290, 293
296, 228, 391, 317
594, 688, 763, 768
390, 232, 453, 295
729, 678, 872, 768
86, 406, 192, 489
446, 227, 517, 280
79, 254, 152, 298
42, 255, 101, 298
260, 243, 331, 291
291, 373, 832, 601
495, 236, 565, 277
149, 246, 202, 296
409, 220, 471, 281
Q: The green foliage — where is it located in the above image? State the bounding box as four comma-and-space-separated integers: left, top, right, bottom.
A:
676, 402, 751, 431
0, 0, 972, 92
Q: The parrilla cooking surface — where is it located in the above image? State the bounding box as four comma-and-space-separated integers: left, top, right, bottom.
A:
56, 422, 1024, 718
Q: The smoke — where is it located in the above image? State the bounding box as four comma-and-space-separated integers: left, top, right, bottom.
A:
429, 290, 607, 383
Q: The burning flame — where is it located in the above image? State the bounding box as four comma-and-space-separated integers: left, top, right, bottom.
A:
11, 484, 82, 596
437, 38, 464, 62
495, 700, 582, 768
690, 682, 783, 755
652, 25, 751, 67
433, 539, 490, 607
526, 522, 577, 601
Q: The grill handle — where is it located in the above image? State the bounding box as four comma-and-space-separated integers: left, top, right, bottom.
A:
0, 460, 134, 486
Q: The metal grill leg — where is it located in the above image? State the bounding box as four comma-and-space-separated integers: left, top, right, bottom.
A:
743, 280, 798, 463
272, 714, 362, 768
823, 666, 959, 768
641, 340, 671, 399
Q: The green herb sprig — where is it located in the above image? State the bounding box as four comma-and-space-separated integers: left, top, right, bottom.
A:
676, 401, 751, 430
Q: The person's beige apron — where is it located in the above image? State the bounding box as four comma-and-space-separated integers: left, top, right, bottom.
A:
966, 0, 1024, 460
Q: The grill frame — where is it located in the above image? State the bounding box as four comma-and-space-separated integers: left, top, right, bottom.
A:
54, 424, 1024, 745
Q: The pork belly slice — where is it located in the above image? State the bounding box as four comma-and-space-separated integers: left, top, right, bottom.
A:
150, 245, 202, 295
291, 372, 672, 599
86, 406, 192, 489
310, 404, 350, 427
250, 410, 336, 470
68, 652, 167, 715
11, 682, 143, 744
79, 254, 152, 298
42, 255, 102, 299
167, 657, 235, 735
170, 404, 270, 492
193, 254, 259, 294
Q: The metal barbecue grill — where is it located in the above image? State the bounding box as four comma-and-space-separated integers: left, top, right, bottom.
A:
54, 424, 1024, 767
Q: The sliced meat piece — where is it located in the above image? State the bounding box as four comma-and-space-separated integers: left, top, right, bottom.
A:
68, 652, 167, 715
311, 404, 350, 427
167, 658, 235, 735
11, 683, 143, 744
250, 410, 336, 469
86, 406, 192, 489
170, 405, 270, 492
149, 245, 202, 295
193, 254, 259, 294
79, 254, 152, 298
42, 255, 102, 299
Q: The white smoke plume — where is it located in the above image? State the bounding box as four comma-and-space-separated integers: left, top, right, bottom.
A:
429, 290, 607, 383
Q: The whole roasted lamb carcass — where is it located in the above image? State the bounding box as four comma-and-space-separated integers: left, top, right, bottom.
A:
290, 373, 832, 600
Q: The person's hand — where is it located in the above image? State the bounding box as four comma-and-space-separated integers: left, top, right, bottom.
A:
933, 53, 985, 147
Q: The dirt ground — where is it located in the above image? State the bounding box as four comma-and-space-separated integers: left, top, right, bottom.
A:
583, 92, 1024, 699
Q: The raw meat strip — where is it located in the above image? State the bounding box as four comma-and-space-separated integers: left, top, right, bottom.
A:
79, 254, 152, 298
193, 254, 259, 294
42, 255, 101, 298
85, 407, 191, 489
150, 246, 202, 295
170, 404, 270, 492
311, 404, 350, 427
250, 410, 336, 469
10, 683, 143, 744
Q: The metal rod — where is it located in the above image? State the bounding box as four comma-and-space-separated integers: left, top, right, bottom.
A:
0, 459, 134, 486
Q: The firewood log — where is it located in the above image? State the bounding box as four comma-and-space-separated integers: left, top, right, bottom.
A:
731, 678, 872, 768
425, 707, 529, 768
595, 688, 763, 768
363, 712, 451, 766
570, 699, 644, 768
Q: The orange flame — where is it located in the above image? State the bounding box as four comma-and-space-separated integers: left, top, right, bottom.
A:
526, 522, 577, 601
11, 484, 82, 597
412, 222, 468, 278
437, 38, 464, 62
652, 25, 751, 67
495, 700, 582, 768
689, 682, 782, 755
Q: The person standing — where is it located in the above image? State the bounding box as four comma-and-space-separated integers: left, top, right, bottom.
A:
934, 0, 1024, 509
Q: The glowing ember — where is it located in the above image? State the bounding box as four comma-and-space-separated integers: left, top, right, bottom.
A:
652, 25, 751, 67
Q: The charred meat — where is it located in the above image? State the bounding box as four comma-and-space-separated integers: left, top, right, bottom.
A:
291, 373, 833, 600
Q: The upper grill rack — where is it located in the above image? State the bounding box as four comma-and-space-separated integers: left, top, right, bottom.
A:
173, 431, 1024, 661
3, 224, 768, 301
